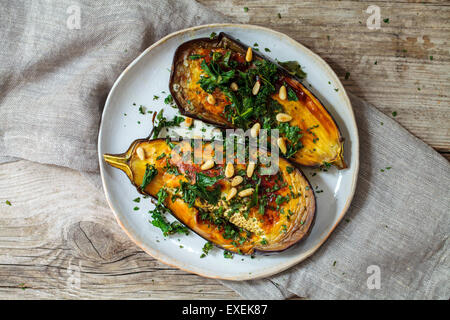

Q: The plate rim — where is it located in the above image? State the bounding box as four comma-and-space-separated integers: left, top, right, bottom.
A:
98, 23, 360, 281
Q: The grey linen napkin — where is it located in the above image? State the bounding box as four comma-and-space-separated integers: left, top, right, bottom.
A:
0, 1, 448, 300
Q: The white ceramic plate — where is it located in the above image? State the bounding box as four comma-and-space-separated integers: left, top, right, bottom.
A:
98, 24, 359, 280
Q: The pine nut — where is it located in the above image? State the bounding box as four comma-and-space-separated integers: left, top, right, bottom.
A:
279, 85, 287, 100
136, 147, 145, 160
245, 47, 253, 62
225, 162, 235, 178
252, 81, 260, 95
247, 162, 256, 178
184, 117, 193, 127
276, 113, 292, 122
230, 82, 238, 91
239, 188, 254, 197
277, 138, 287, 154
226, 187, 237, 201
231, 176, 244, 187
201, 159, 215, 170
250, 122, 261, 138
207, 94, 216, 105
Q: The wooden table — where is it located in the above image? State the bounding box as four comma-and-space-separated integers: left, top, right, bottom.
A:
0, 0, 448, 299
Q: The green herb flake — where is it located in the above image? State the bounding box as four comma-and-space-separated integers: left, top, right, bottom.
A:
333, 261, 337, 267
164, 94, 174, 105
133, 197, 141, 203
5, 200, 11, 206
287, 87, 298, 101
278, 13, 281, 19
141, 164, 158, 190
243, 7, 249, 12
264, 48, 271, 52
429, 56, 433, 61
278, 60, 307, 79
224, 251, 234, 259
133, 206, 139, 211
156, 153, 166, 160
189, 54, 205, 60
392, 111, 397, 117
383, 18, 390, 23
153, 95, 159, 100
209, 32, 217, 39
345, 72, 350, 80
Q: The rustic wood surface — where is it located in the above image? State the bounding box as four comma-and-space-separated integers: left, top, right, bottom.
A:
0, 0, 448, 299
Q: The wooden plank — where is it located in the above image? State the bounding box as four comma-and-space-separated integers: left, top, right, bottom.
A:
0, 160, 239, 299
199, 0, 450, 152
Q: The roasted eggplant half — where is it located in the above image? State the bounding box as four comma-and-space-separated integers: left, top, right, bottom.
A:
170, 32, 346, 169
104, 138, 315, 255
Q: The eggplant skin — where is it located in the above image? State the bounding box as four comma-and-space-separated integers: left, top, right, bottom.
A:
104, 138, 316, 255
170, 32, 346, 169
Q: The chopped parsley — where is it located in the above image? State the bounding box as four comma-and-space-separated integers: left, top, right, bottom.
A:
164, 94, 174, 105
287, 87, 298, 101
152, 110, 184, 138
140, 164, 158, 190
148, 188, 189, 237
5, 200, 11, 206
200, 241, 214, 258
224, 251, 234, 259
286, 166, 295, 174
156, 153, 166, 160
180, 172, 223, 207
189, 54, 204, 60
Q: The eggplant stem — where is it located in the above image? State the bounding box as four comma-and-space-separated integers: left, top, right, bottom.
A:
103, 153, 133, 178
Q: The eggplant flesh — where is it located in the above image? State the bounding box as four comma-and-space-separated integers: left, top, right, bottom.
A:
104, 138, 315, 255
170, 32, 346, 169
